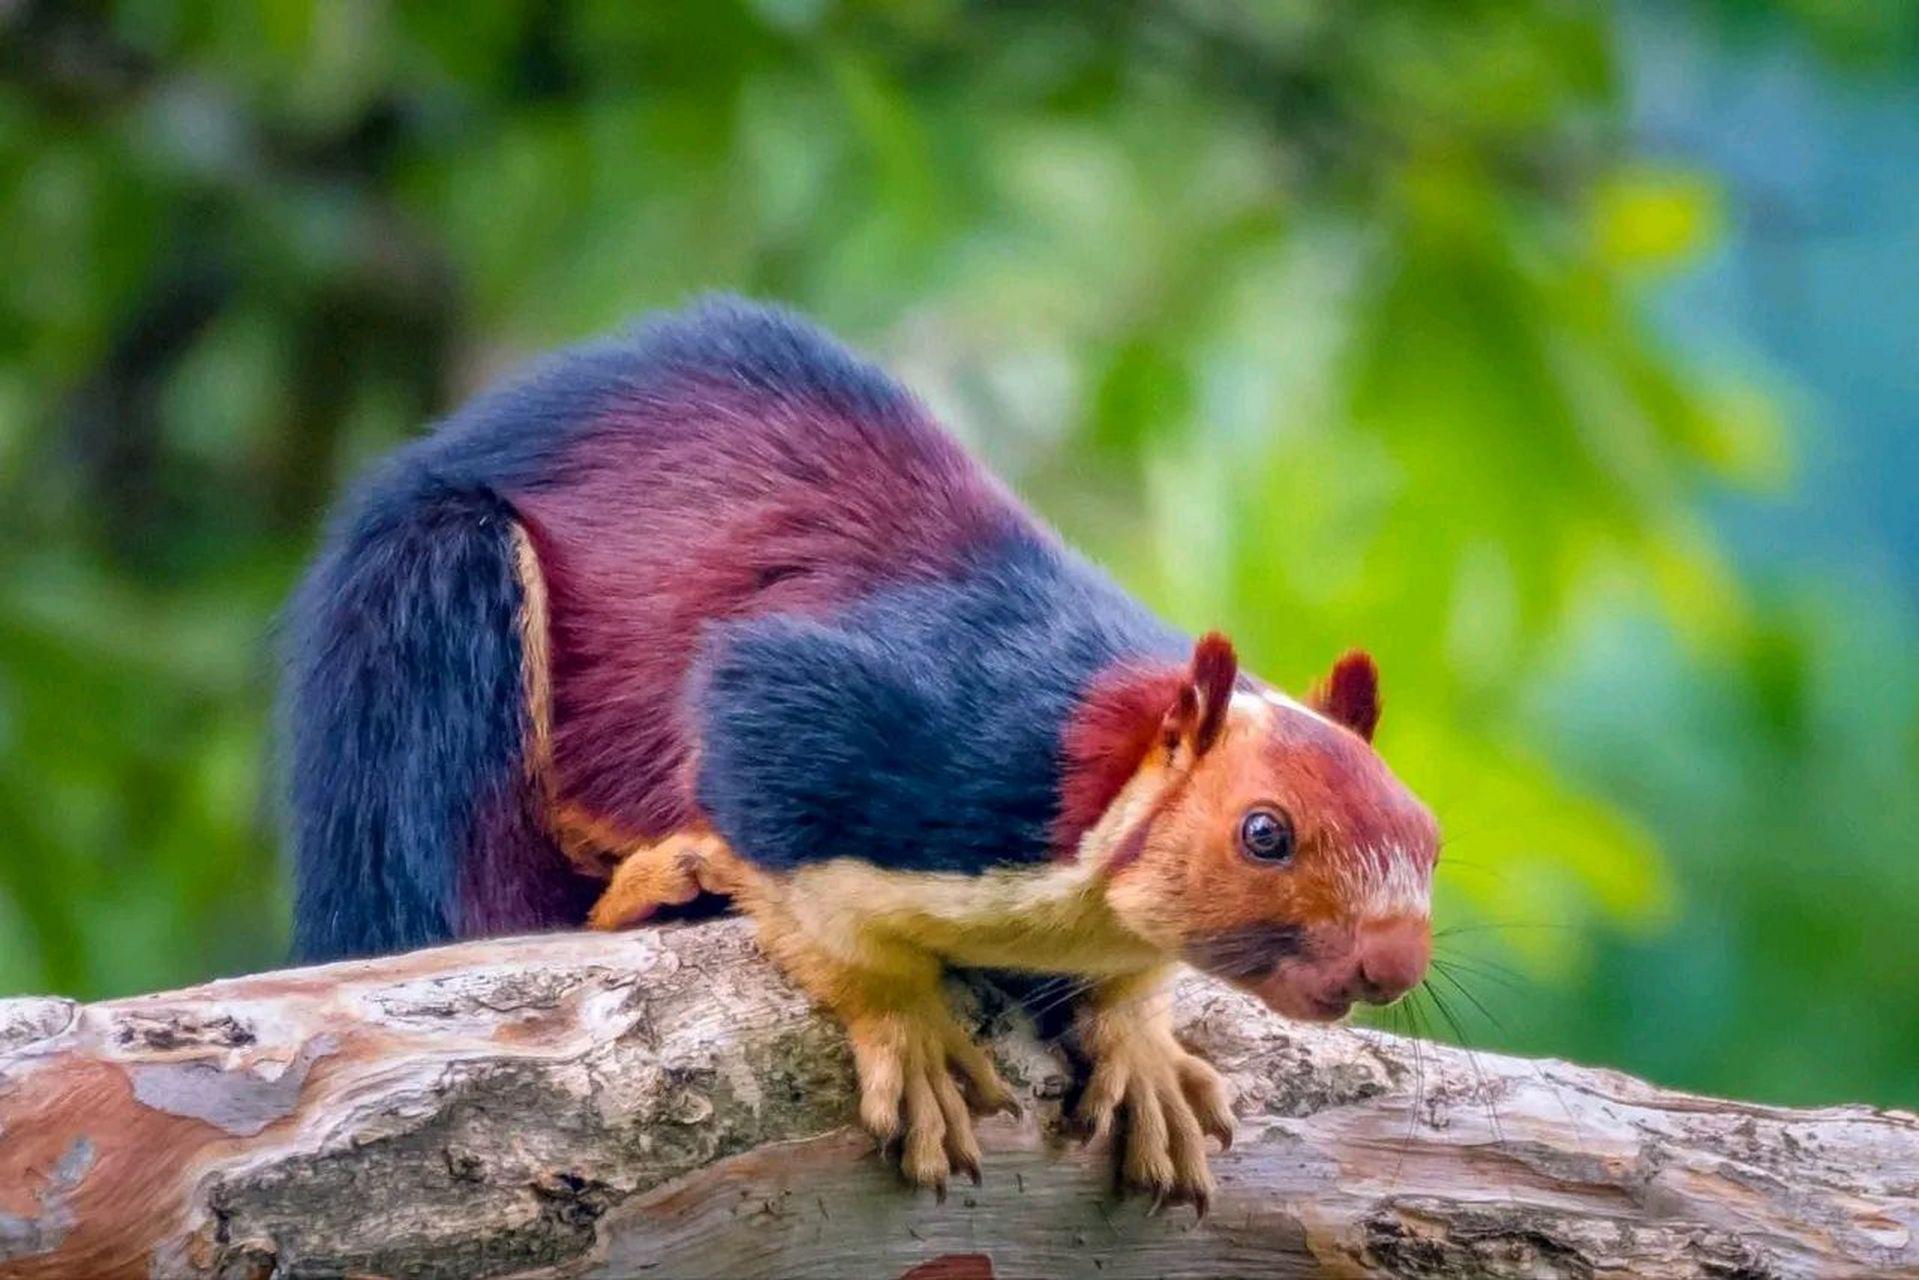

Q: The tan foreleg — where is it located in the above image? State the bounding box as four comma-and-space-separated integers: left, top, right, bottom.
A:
735, 885, 1019, 1196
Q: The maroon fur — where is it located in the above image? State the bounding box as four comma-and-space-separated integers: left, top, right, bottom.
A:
511, 373, 1026, 845
1052, 661, 1186, 858
459, 785, 600, 934
1307, 649, 1381, 742
1188, 632, 1238, 755
1052, 634, 1238, 860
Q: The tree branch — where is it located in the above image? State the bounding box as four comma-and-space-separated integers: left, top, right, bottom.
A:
1, 919, 1914, 1278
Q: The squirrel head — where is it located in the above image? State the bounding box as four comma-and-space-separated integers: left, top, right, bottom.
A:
1064, 634, 1437, 1022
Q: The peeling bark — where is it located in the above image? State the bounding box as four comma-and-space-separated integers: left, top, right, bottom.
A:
0, 919, 1914, 1279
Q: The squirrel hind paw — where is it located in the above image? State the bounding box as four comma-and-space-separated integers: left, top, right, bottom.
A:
586, 836, 720, 930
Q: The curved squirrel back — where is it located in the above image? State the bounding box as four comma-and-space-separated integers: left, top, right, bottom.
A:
507, 299, 1030, 847
282, 298, 1049, 960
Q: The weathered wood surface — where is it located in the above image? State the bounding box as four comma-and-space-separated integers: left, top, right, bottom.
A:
1, 918, 1914, 1279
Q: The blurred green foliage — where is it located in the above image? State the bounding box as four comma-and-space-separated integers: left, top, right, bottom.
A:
0, 2, 1913, 1107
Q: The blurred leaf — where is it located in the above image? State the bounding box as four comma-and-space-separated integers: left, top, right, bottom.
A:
1591, 166, 1722, 275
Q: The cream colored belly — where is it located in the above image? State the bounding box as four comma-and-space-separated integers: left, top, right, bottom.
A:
782, 858, 1164, 977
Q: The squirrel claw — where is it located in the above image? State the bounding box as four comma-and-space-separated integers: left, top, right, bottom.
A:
1077, 1111, 1112, 1148
847, 1006, 1007, 1197
1078, 1022, 1228, 1220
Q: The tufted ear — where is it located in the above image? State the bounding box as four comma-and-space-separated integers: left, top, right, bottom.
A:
1163, 632, 1238, 758
1307, 649, 1380, 741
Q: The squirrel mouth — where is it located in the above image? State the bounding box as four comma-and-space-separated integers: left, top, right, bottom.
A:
1251, 977, 1354, 1023
1183, 962, 1354, 1022
1299, 991, 1355, 1021
1184, 924, 1352, 1019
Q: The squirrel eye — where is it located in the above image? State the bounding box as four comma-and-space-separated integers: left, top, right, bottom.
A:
1238, 806, 1295, 864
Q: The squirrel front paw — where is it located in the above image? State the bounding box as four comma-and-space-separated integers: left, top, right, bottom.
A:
1077, 1022, 1235, 1215
844, 1007, 1020, 1197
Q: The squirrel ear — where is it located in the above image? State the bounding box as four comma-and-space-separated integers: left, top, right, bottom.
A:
1307, 649, 1381, 741
1163, 632, 1238, 758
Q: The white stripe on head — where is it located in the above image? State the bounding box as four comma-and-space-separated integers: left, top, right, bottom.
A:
1260, 687, 1336, 729
1230, 687, 1337, 733
1332, 847, 1432, 921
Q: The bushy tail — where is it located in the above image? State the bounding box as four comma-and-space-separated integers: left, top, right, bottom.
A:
280, 462, 592, 962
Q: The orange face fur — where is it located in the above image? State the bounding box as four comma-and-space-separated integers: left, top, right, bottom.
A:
1091, 636, 1438, 1022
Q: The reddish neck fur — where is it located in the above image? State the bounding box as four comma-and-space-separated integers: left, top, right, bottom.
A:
1052, 660, 1187, 859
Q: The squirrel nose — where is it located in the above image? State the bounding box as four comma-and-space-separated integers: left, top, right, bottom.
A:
1355, 915, 1431, 1003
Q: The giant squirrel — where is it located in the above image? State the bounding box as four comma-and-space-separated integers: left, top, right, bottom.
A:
283, 297, 1438, 1211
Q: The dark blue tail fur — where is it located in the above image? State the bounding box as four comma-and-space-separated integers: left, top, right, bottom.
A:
280, 457, 589, 962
